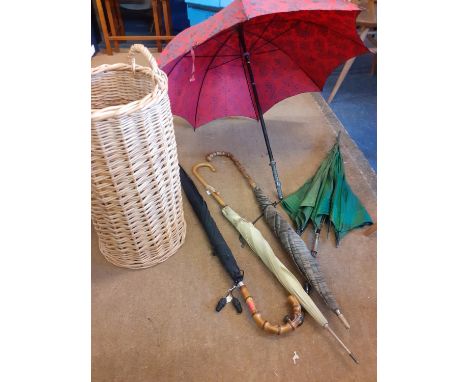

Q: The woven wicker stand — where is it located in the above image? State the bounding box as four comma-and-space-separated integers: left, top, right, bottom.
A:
91, 44, 186, 269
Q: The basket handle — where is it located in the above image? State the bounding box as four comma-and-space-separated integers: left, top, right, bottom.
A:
128, 44, 161, 75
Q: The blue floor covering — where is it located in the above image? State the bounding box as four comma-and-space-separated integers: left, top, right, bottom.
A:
322, 53, 377, 171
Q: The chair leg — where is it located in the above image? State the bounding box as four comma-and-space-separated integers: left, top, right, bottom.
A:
151, 0, 163, 52
327, 57, 356, 103
162, 0, 172, 36
95, 0, 113, 55
104, 0, 119, 52
327, 27, 370, 104
114, 0, 125, 36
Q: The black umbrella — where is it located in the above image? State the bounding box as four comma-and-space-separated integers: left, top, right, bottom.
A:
180, 165, 243, 285
179, 166, 304, 335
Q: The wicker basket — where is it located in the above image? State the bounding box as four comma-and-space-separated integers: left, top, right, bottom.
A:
91, 44, 186, 269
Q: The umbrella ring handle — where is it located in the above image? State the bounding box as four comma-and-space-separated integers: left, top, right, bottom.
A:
206, 151, 257, 189
239, 285, 304, 335
192, 163, 226, 207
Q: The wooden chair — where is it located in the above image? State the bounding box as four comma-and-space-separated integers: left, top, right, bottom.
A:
94, 0, 174, 55
327, 0, 377, 103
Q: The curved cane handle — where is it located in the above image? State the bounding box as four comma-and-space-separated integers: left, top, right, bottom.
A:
192, 163, 226, 207
239, 285, 304, 335
206, 151, 257, 189
128, 44, 160, 75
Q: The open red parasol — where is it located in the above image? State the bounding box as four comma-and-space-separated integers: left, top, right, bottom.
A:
159, 0, 368, 199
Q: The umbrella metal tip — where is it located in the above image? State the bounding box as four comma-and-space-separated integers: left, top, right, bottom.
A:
349, 352, 359, 364
337, 312, 351, 329
324, 324, 358, 364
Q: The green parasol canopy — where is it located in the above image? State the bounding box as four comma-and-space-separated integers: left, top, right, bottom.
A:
282, 141, 373, 245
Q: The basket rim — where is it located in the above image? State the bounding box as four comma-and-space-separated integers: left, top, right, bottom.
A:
91, 62, 168, 122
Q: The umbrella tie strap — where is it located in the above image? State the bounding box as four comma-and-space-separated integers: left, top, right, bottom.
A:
215, 284, 243, 314
190, 47, 196, 82
252, 200, 280, 225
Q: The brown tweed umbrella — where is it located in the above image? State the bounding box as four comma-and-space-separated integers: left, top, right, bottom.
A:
206, 151, 350, 330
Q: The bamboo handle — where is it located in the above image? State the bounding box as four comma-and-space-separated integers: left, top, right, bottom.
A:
239, 285, 304, 335
206, 151, 257, 189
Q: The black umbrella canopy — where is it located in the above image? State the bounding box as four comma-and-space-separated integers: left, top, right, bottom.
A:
179, 166, 243, 284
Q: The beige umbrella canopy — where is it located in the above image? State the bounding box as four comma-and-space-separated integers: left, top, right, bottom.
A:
222, 206, 327, 327
192, 162, 358, 364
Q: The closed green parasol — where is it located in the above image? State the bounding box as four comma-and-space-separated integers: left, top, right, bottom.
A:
282, 137, 373, 252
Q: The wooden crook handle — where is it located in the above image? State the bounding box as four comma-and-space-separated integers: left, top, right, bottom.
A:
206, 151, 257, 189
191, 162, 226, 207
239, 285, 304, 335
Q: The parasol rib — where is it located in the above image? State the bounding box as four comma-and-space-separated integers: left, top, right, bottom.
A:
194, 31, 236, 127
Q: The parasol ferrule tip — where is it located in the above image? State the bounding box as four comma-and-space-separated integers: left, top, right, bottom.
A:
349, 353, 359, 364
324, 324, 358, 364
336, 311, 351, 329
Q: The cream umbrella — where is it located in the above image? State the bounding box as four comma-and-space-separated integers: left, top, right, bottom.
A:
192, 162, 358, 364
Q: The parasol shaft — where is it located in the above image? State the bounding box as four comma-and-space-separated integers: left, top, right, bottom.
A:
238, 24, 283, 200
325, 325, 359, 364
